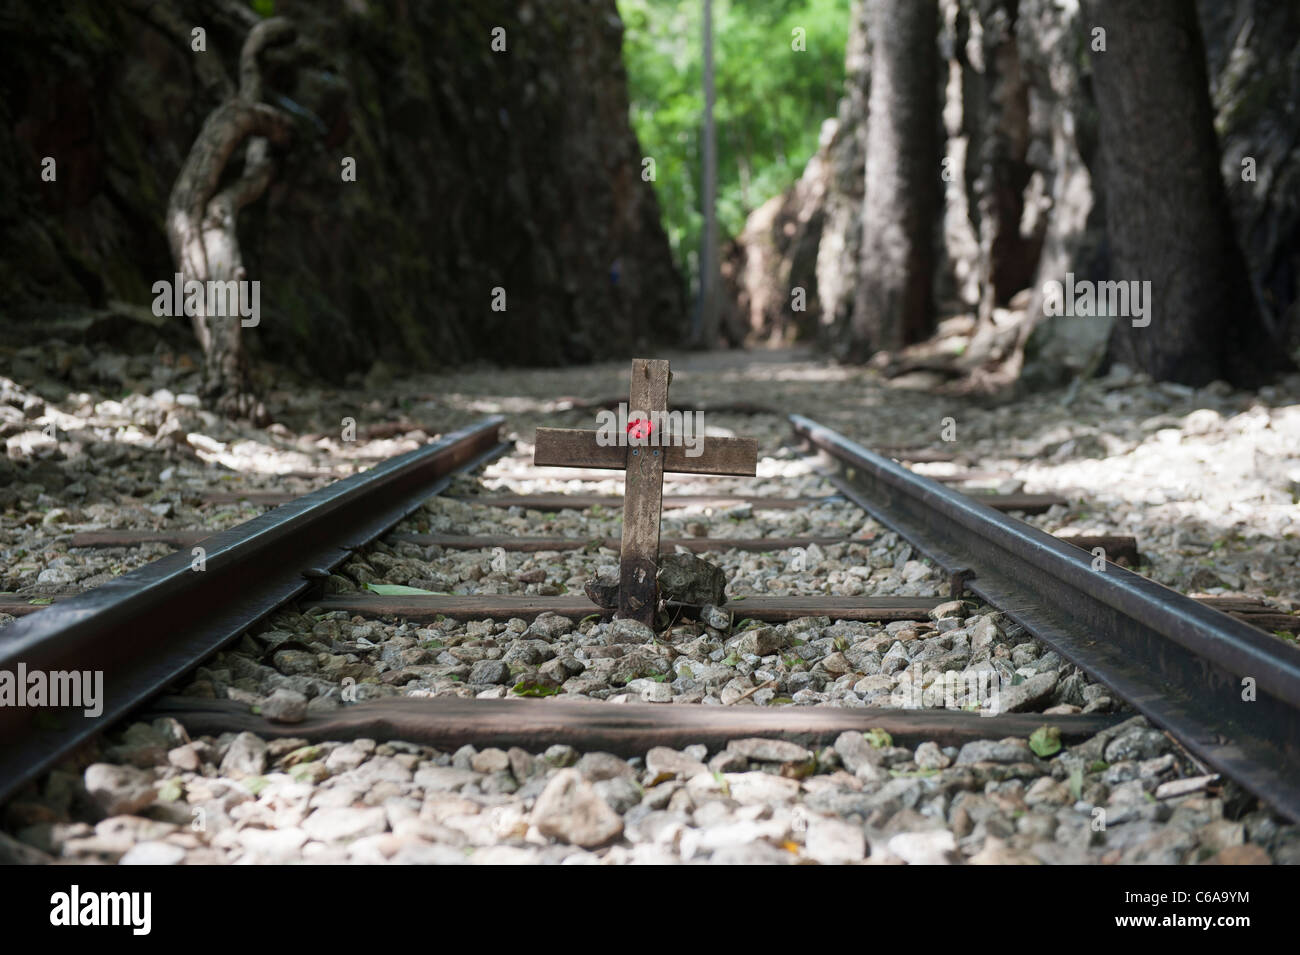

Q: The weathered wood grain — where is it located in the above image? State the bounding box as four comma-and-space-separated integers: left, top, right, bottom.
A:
388, 533, 868, 553
143, 695, 1126, 754
618, 359, 671, 625
534, 428, 757, 476
200, 488, 1065, 513
445, 493, 831, 511
64, 528, 1126, 562
306, 593, 946, 622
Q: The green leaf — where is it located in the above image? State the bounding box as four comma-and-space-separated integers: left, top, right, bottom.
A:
28, 597, 53, 606
1028, 725, 1062, 758
712, 771, 731, 798
290, 762, 323, 782
864, 728, 892, 749
365, 583, 444, 596
512, 681, 560, 697
157, 777, 184, 802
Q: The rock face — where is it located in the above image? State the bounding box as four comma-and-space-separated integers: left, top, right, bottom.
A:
0, 0, 685, 375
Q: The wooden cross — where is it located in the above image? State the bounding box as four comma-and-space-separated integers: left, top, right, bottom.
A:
533, 358, 758, 627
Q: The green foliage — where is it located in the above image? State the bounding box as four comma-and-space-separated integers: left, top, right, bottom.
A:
618, 0, 851, 288
712, 770, 732, 797
864, 728, 892, 749
157, 777, 185, 802
1067, 764, 1084, 801
1028, 725, 1062, 758
512, 682, 561, 697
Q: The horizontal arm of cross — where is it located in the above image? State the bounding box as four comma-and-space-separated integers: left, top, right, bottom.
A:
533, 428, 757, 476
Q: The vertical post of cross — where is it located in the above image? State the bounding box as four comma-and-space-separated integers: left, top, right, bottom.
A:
618, 358, 670, 626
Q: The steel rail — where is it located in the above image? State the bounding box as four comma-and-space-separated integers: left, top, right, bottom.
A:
791, 414, 1300, 822
0, 416, 508, 804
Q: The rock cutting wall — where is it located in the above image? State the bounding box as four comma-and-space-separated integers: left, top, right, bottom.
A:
0, 0, 686, 374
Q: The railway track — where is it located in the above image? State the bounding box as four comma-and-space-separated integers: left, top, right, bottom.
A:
2, 397, 1297, 865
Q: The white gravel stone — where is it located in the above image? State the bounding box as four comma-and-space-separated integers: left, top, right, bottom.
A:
302, 807, 388, 842
83, 764, 155, 816
531, 769, 623, 847
119, 840, 185, 865
805, 816, 867, 864
888, 830, 957, 865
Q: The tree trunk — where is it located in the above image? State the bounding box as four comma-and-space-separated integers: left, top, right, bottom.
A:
165, 17, 296, 422
1088, 0, 1292, 386
955, 0, 1042, 369
848, 0, 940, 362
816, 0, 872, 358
